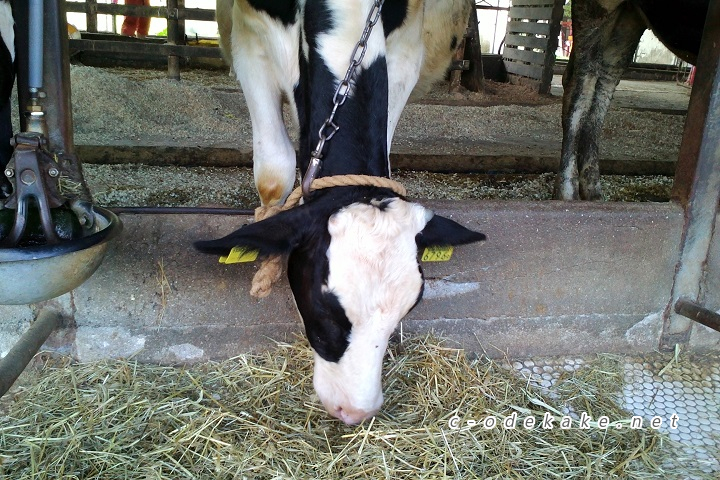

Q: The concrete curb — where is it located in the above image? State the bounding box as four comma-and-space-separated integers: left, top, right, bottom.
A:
74, 144, 678, 176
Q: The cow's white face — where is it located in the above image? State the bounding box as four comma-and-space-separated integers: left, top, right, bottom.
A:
195, 188, 485, 425
313, 199, 427, 424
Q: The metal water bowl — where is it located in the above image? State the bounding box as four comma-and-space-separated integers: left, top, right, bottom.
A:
0, 207, 122, 305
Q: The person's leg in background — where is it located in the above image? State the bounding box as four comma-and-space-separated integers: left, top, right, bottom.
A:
121, 0, 150, 37
136, 0, 150, 38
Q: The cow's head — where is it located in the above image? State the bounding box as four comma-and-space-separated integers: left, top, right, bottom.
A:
196, 186, 485, 424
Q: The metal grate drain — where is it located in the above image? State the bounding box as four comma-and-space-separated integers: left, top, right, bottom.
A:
511, 353, 720, 476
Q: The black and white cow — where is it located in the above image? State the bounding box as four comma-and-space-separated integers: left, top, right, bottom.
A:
214, 0, 472, 207
197, 0, 484, 425
556, 0, 708, 200
0, 0, 14, 198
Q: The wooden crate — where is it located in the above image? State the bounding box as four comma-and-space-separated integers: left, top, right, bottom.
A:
502, 0, 564, 94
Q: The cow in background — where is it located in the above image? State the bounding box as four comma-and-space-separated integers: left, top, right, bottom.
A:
557, 0, 708, 200
199, 0, 484, 425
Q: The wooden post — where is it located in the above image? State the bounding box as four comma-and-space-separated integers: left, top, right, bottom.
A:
461, 5, 485, 92
448, 36, 467, 93
539, 0, 564, 94
86, 0, 98, 34
167, 0, 181, 80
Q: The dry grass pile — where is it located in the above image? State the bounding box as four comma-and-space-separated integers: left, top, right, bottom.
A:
0, 337, 688, 479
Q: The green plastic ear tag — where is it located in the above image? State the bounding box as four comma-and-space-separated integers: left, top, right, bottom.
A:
421, 246, 454, 262
219, 246, 259, 264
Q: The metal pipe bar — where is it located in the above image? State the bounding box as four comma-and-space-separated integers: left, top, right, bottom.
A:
14, 0, 73, 152
28, 0, 44, 91
12, 0, 95, 208
0, 308, 62, 397
675, 299, 720, 333
475, 6, 509, 11
110, 206, 254, 216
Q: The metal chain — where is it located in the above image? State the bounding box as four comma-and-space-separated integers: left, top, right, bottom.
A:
302, 0, 386, 198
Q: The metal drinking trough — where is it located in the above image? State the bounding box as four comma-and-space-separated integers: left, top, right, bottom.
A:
0, 0, 122, 395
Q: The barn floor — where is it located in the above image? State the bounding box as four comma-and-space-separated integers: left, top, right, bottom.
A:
33, 67, 684, 207
11, 66, 689, 178
549, 74, 692, 114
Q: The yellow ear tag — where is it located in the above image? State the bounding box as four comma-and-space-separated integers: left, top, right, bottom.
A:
421, 246, 454, 262
219, 246, 259, 264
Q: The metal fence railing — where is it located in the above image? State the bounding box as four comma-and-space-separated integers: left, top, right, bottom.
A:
65, 0, 221, 79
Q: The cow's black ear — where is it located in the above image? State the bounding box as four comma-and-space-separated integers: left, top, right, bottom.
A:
415, 213, 486, 249
195, 207, 310, 256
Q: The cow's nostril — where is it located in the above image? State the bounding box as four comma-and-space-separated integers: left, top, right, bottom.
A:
332, 405, 377, 425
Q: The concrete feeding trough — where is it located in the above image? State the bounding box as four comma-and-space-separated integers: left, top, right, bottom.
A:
0, 206, 121, 305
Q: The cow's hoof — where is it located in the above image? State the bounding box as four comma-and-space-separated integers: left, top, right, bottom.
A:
580, 184, 603, 201
553, 176, 580, 201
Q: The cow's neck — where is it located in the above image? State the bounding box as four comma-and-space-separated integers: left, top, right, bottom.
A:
295, 1, 391, 180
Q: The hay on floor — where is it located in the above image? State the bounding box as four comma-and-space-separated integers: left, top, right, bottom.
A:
0, 336, 694, 479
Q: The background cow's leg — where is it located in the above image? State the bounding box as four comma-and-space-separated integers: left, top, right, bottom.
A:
385, 1, 424, 169
557, 1, 645, 200
230, 2, 299, 207
385, 0, 472, 174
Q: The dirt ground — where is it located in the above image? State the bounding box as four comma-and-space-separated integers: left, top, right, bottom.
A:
10, 65, 691, 205
46, 65, 686, 158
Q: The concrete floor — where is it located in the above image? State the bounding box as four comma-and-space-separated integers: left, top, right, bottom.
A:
69, 75, 689, 176
550, 75, 692, 113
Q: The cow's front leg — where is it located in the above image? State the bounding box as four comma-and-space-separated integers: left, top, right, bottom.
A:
556, 50, 582, 200
385, 1, 424, 162
230, 1, 299, 207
